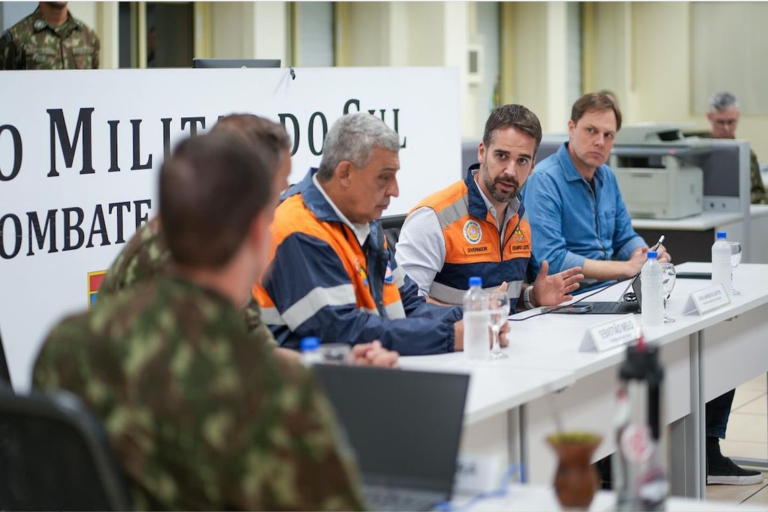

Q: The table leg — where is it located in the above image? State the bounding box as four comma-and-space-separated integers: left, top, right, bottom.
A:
506, 406, 529, 483
695, 331, 706, 499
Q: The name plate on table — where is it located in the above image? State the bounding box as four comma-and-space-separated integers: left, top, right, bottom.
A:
684, 284, 731, 316
579, 314, 640, 352
454, 454, 506, 494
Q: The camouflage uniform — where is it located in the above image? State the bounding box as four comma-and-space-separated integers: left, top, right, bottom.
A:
99, 218, 169, 300
32, 276, 366, 511
748, 149, 767, 205
697, 132, 768, 205
0, 7, 100, 70
99, 218, 274, 342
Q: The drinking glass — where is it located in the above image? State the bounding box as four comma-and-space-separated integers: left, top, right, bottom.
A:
728, 242, 743, 295
661, 263, 676, 324
487, 291, 510, 360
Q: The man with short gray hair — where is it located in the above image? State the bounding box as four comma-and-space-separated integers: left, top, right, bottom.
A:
253, 113, 502, 355
704, 91, 767, 204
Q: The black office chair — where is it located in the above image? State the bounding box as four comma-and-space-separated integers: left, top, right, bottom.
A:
380, 214, 407, 256
0, 327, 11, 390
0, 388, 132, 510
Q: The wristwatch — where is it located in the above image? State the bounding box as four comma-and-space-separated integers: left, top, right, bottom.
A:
523, 286, 535, 310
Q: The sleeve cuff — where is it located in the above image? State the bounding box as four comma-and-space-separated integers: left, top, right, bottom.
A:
617, 237, 647, 261
445, 323, 456, 353
561, 251, 587, 273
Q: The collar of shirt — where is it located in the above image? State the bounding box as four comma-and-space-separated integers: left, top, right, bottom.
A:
312, 173, 371, 246
32, 8, 78, 35
470, 168, 520, 229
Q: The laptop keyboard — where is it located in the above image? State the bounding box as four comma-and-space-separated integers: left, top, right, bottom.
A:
363, 485, 445, 511
586, 301, 639, 314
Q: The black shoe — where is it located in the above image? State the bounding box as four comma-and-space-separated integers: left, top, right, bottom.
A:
707, 457, 764, 485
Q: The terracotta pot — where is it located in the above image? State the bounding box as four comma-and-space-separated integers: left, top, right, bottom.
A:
547, 435, 602, 510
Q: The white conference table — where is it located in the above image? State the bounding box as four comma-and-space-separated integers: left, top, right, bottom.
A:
450, 484, 766, 511
630, 205, 768, 265
401, 263, 768, 500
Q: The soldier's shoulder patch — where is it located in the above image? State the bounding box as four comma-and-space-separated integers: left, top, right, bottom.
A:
33, 19, 47, 31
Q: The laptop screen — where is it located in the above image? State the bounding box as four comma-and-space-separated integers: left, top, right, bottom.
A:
313, 365, 469, 494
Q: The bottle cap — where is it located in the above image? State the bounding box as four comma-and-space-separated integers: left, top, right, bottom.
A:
716, 231, 727, 239
621, 343, 663, 383
647, 251, 658, 259
468, 276, 483, 287
300, 337, 320, 352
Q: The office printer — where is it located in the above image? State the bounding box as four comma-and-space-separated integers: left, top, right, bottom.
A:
610, 124, 711, 220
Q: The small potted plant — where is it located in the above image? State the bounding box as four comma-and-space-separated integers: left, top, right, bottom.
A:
547, 431, 603, 510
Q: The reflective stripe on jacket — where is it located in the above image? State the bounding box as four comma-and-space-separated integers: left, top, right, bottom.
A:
409, 165, 531, 310
253, 168, 462, 355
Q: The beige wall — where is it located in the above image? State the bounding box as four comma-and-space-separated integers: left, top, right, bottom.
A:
212, 2, 247, 58
248, 2, 287, 62
348, 3, 390, 66
512, 3, 549, 128
588, 2, 768, 159
407, 3, 444, 67
631, 2, 690, 124
68, 2, 97, 29
345, 2, 474, 136
211, 2, 287, 62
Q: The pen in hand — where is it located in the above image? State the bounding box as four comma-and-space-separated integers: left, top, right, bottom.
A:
652, 235, 665, 251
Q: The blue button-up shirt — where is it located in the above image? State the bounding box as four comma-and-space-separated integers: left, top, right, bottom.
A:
523, 142, 646, 275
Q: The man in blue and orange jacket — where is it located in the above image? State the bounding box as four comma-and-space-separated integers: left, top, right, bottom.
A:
253, 113, 505, 355
397, 104, 583, 312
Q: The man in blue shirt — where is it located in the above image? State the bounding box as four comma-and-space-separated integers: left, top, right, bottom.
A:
524, 92, 670, 281
526, 92, 761, 487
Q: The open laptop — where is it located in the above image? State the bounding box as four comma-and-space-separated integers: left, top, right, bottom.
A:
580, 273, 643, 315
313, 365, 469, 511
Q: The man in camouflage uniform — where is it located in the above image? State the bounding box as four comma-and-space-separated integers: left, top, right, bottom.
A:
98, 216, 168, 299
33, 133, 368, 511
98, 114, 399, 368
0, 2, 100, 70
701, 91, 768, 205
98, 114, 289, 305
98, 114, 290, 360
98, 114, 287, 348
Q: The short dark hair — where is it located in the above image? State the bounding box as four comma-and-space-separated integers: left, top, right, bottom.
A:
571, 93, 622, 131
160, 132, 272, 269
482, 104, 543, 155
211, 113, 292, 175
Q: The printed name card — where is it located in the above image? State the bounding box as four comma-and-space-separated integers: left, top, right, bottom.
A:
579, 314, 640, 352
454, 454, 506, 494
684, 284, 731, 316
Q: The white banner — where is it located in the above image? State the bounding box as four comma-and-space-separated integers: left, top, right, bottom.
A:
0, 67, 461, 390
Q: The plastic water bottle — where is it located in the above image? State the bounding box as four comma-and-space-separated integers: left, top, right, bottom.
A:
712, 231, 732, 296
613, 336, 668, 511
463, 276, 490, 362
300, 337, 323, 366
641, 252, 664, 328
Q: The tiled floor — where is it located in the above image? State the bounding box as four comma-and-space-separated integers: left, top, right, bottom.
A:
707, 375, 768, 506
